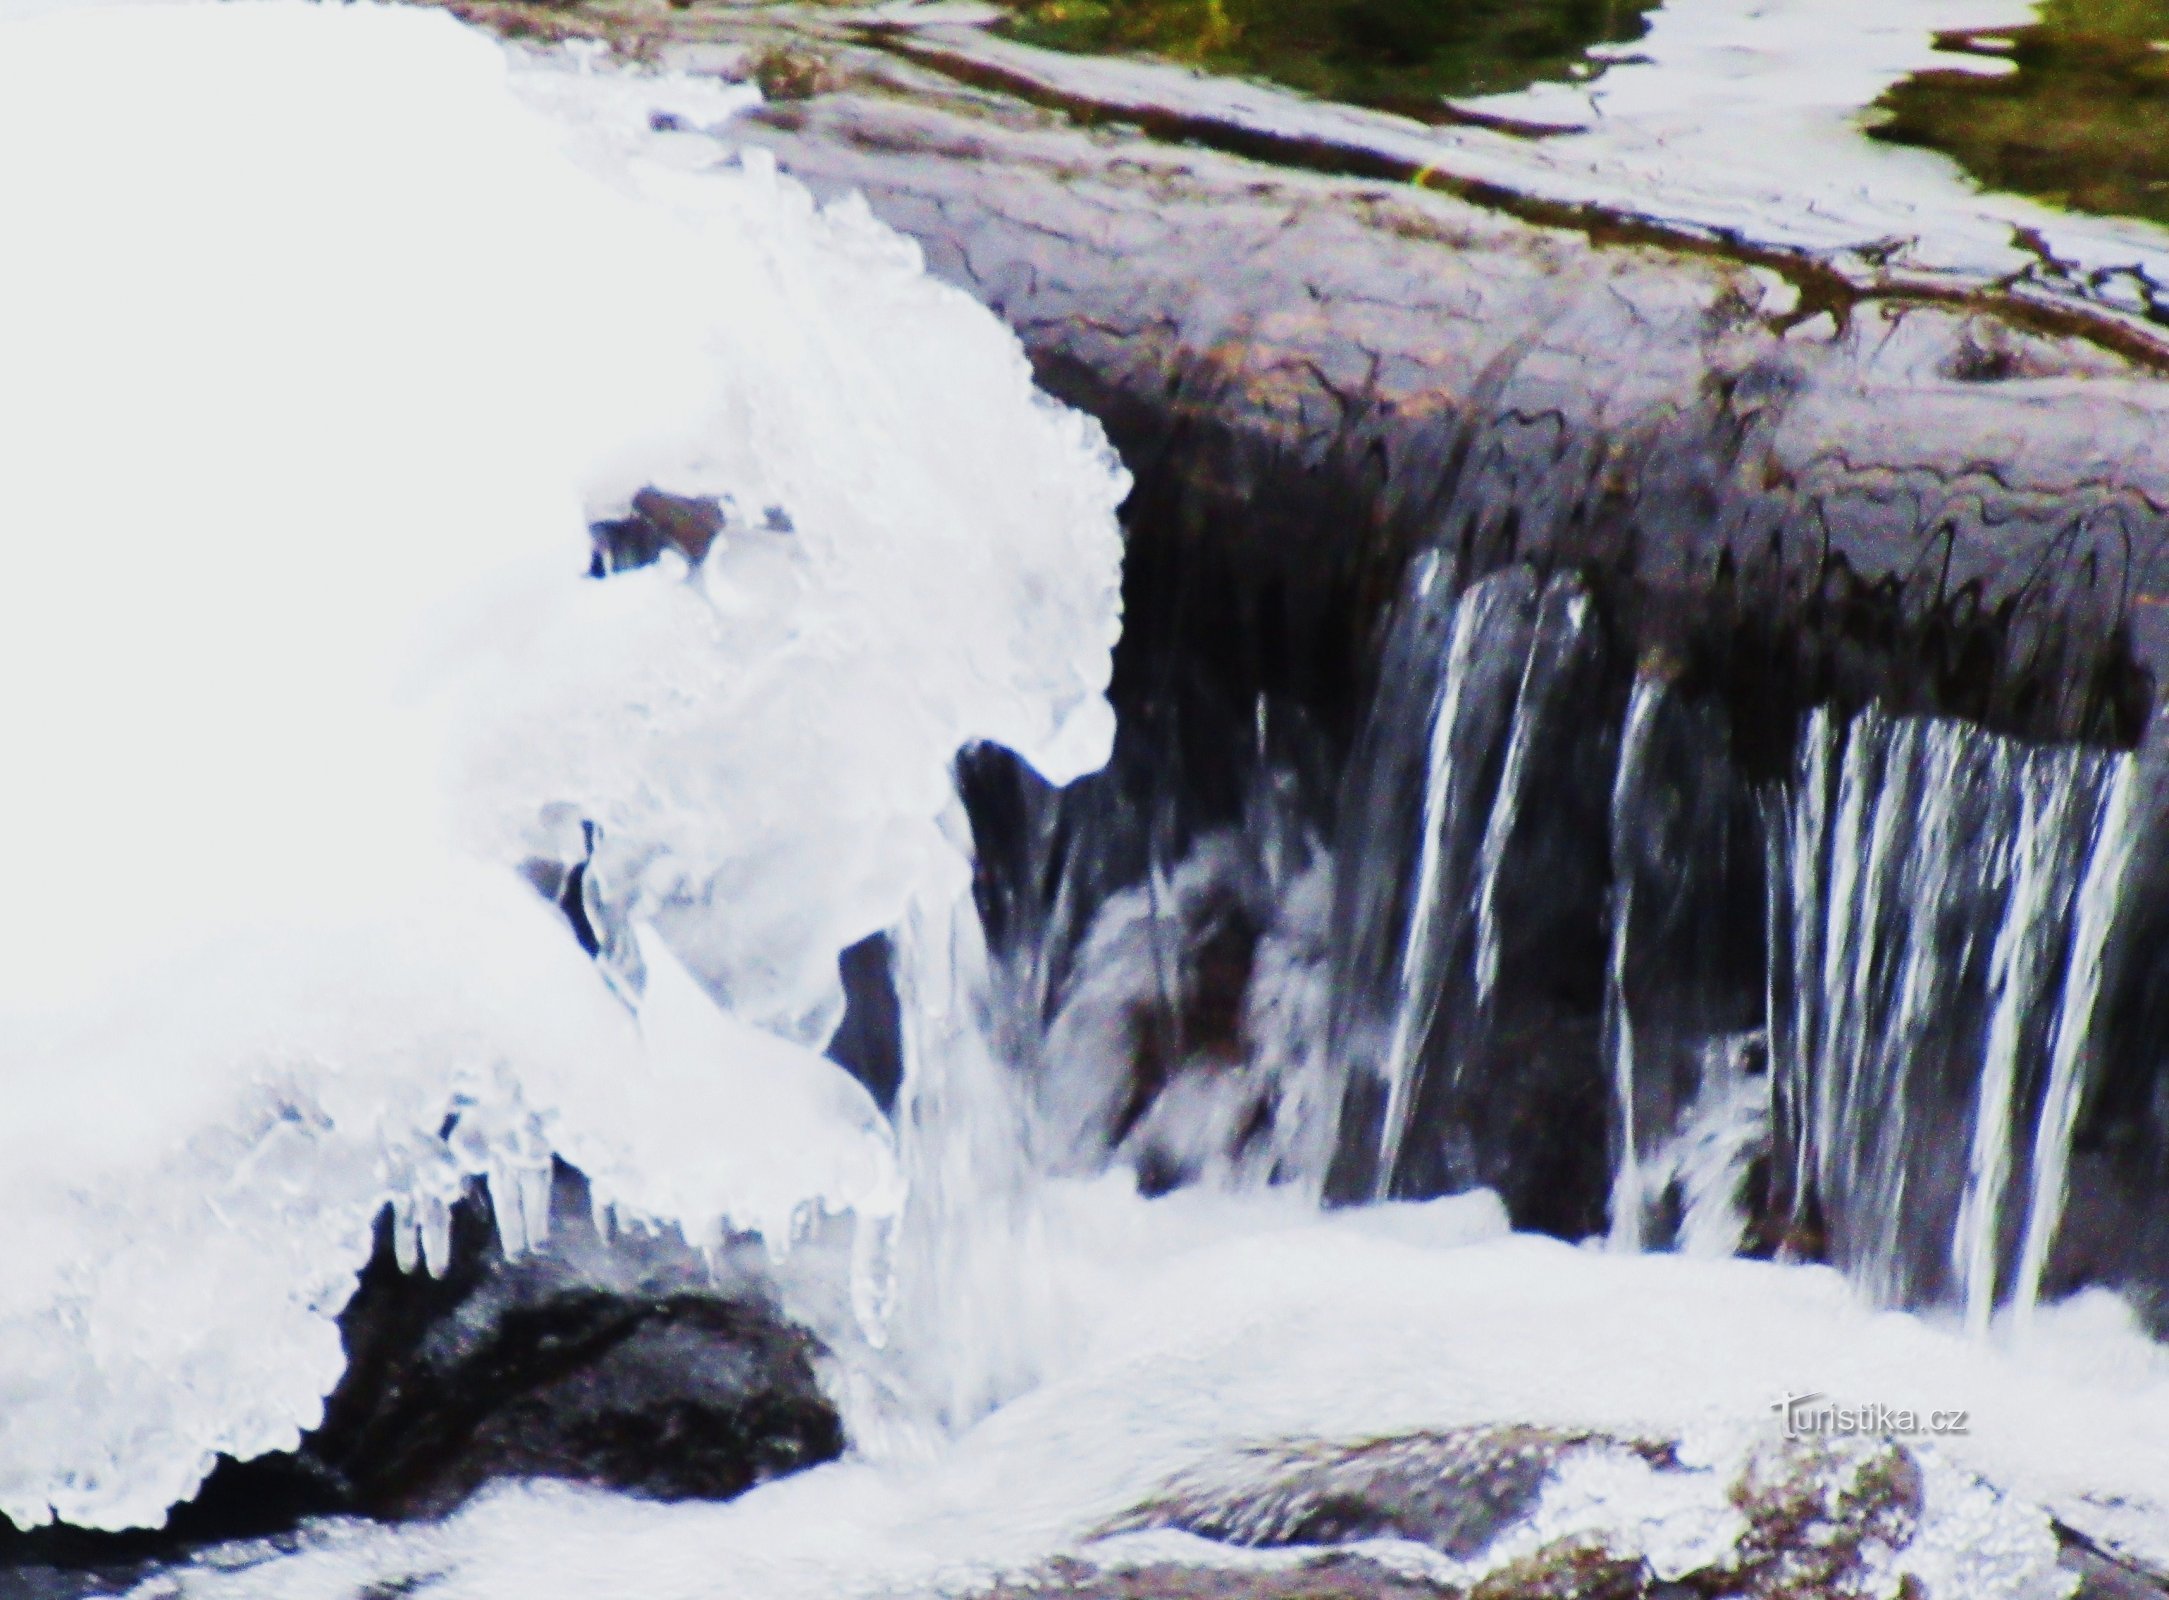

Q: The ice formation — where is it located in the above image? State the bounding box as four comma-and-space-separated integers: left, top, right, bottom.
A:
0, 0, 1124, 1531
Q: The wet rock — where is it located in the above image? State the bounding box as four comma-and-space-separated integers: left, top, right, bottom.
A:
1069, 1427, 2111, 1600
737, 85, 2169, 755
1105, 1426, 1653, 1561
1704, 1437, 1923, 1599
972, 1551, 1466, 1599
1471, 1541, 1656, 1600
2059, 1523, 2169, 1600
749, 43, 840, 101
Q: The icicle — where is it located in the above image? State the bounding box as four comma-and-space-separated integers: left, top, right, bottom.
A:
391, 1194, 420, 1275
419, 1191, 453, 1278
487, 1163, 525, 1258
850, 1207, 900, 1351
1778, 707, 1835, 1226
519, 1160, 553, 1253
2013, 754, 2142, 1335
1604, 676, 1667, 1252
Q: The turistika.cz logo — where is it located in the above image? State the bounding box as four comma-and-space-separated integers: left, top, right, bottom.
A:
1771, 1391, 1971, 1438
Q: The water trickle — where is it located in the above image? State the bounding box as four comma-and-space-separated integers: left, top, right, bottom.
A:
1370, 568, 1598, 1202
1603, 677, 1667, 1253
1472, 582, 1592, 1011
887, 865, 1047, 1432
1373, 568, 1538, 1197
1772, 705, 2132, 1313
2013, 755, 2143, 1334
1953, 756, 2098, 1336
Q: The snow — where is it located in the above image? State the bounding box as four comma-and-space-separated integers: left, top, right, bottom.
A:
0, 0, 1123, 1532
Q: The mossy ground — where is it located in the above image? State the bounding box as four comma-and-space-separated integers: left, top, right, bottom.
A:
993, 0, 1657, 119
1875, 0, 2169, 227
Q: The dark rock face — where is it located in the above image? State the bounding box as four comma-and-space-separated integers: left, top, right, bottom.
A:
831, 930, 906, 1114
741, 82, 2169, 745
0, 1165, 842, 1593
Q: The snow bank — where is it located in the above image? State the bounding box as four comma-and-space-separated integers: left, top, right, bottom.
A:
0, 0, 1124, 1530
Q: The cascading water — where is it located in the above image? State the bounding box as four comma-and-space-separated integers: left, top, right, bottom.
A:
1771, 706, 2138, 1317
1602, 677, 1668, 1254
1323, 565, 1619, 1229
7, 4, 2169, 1596
1371, 563, 1542, 1203
1313, 557, 2154, 1329
965, 534, 2164, 1343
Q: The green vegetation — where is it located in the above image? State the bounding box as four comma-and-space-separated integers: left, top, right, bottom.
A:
993, 0, 1658, 120
1874, 0, 2169, 227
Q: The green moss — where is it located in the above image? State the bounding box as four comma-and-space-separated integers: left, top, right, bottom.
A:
1874, 0, 2169, 226
994, 0, 1660, 119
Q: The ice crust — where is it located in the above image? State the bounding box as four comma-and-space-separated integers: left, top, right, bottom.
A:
0, 1, 1124, 1531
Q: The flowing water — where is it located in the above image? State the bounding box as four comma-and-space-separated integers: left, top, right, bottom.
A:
4, 3, 2169, 1596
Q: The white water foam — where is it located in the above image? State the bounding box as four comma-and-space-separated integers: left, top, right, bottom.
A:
156, 1186, 2169, 1598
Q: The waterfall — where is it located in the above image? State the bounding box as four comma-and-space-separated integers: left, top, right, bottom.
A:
1603, 677, 1667, 1253
1333, 555, 2152, 1317
1953, 757, 2099, 1335
1592, 660, 1764, 1255
1472, 583, 1593, 1009
1369, 568, 1526, 1196
1369, 568, 1596, 1201
2012, 756, 2142, 1334
886, 869, 1055, 1435
1774, 708, 1835, 1236
1767, 705, 2133, 1315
